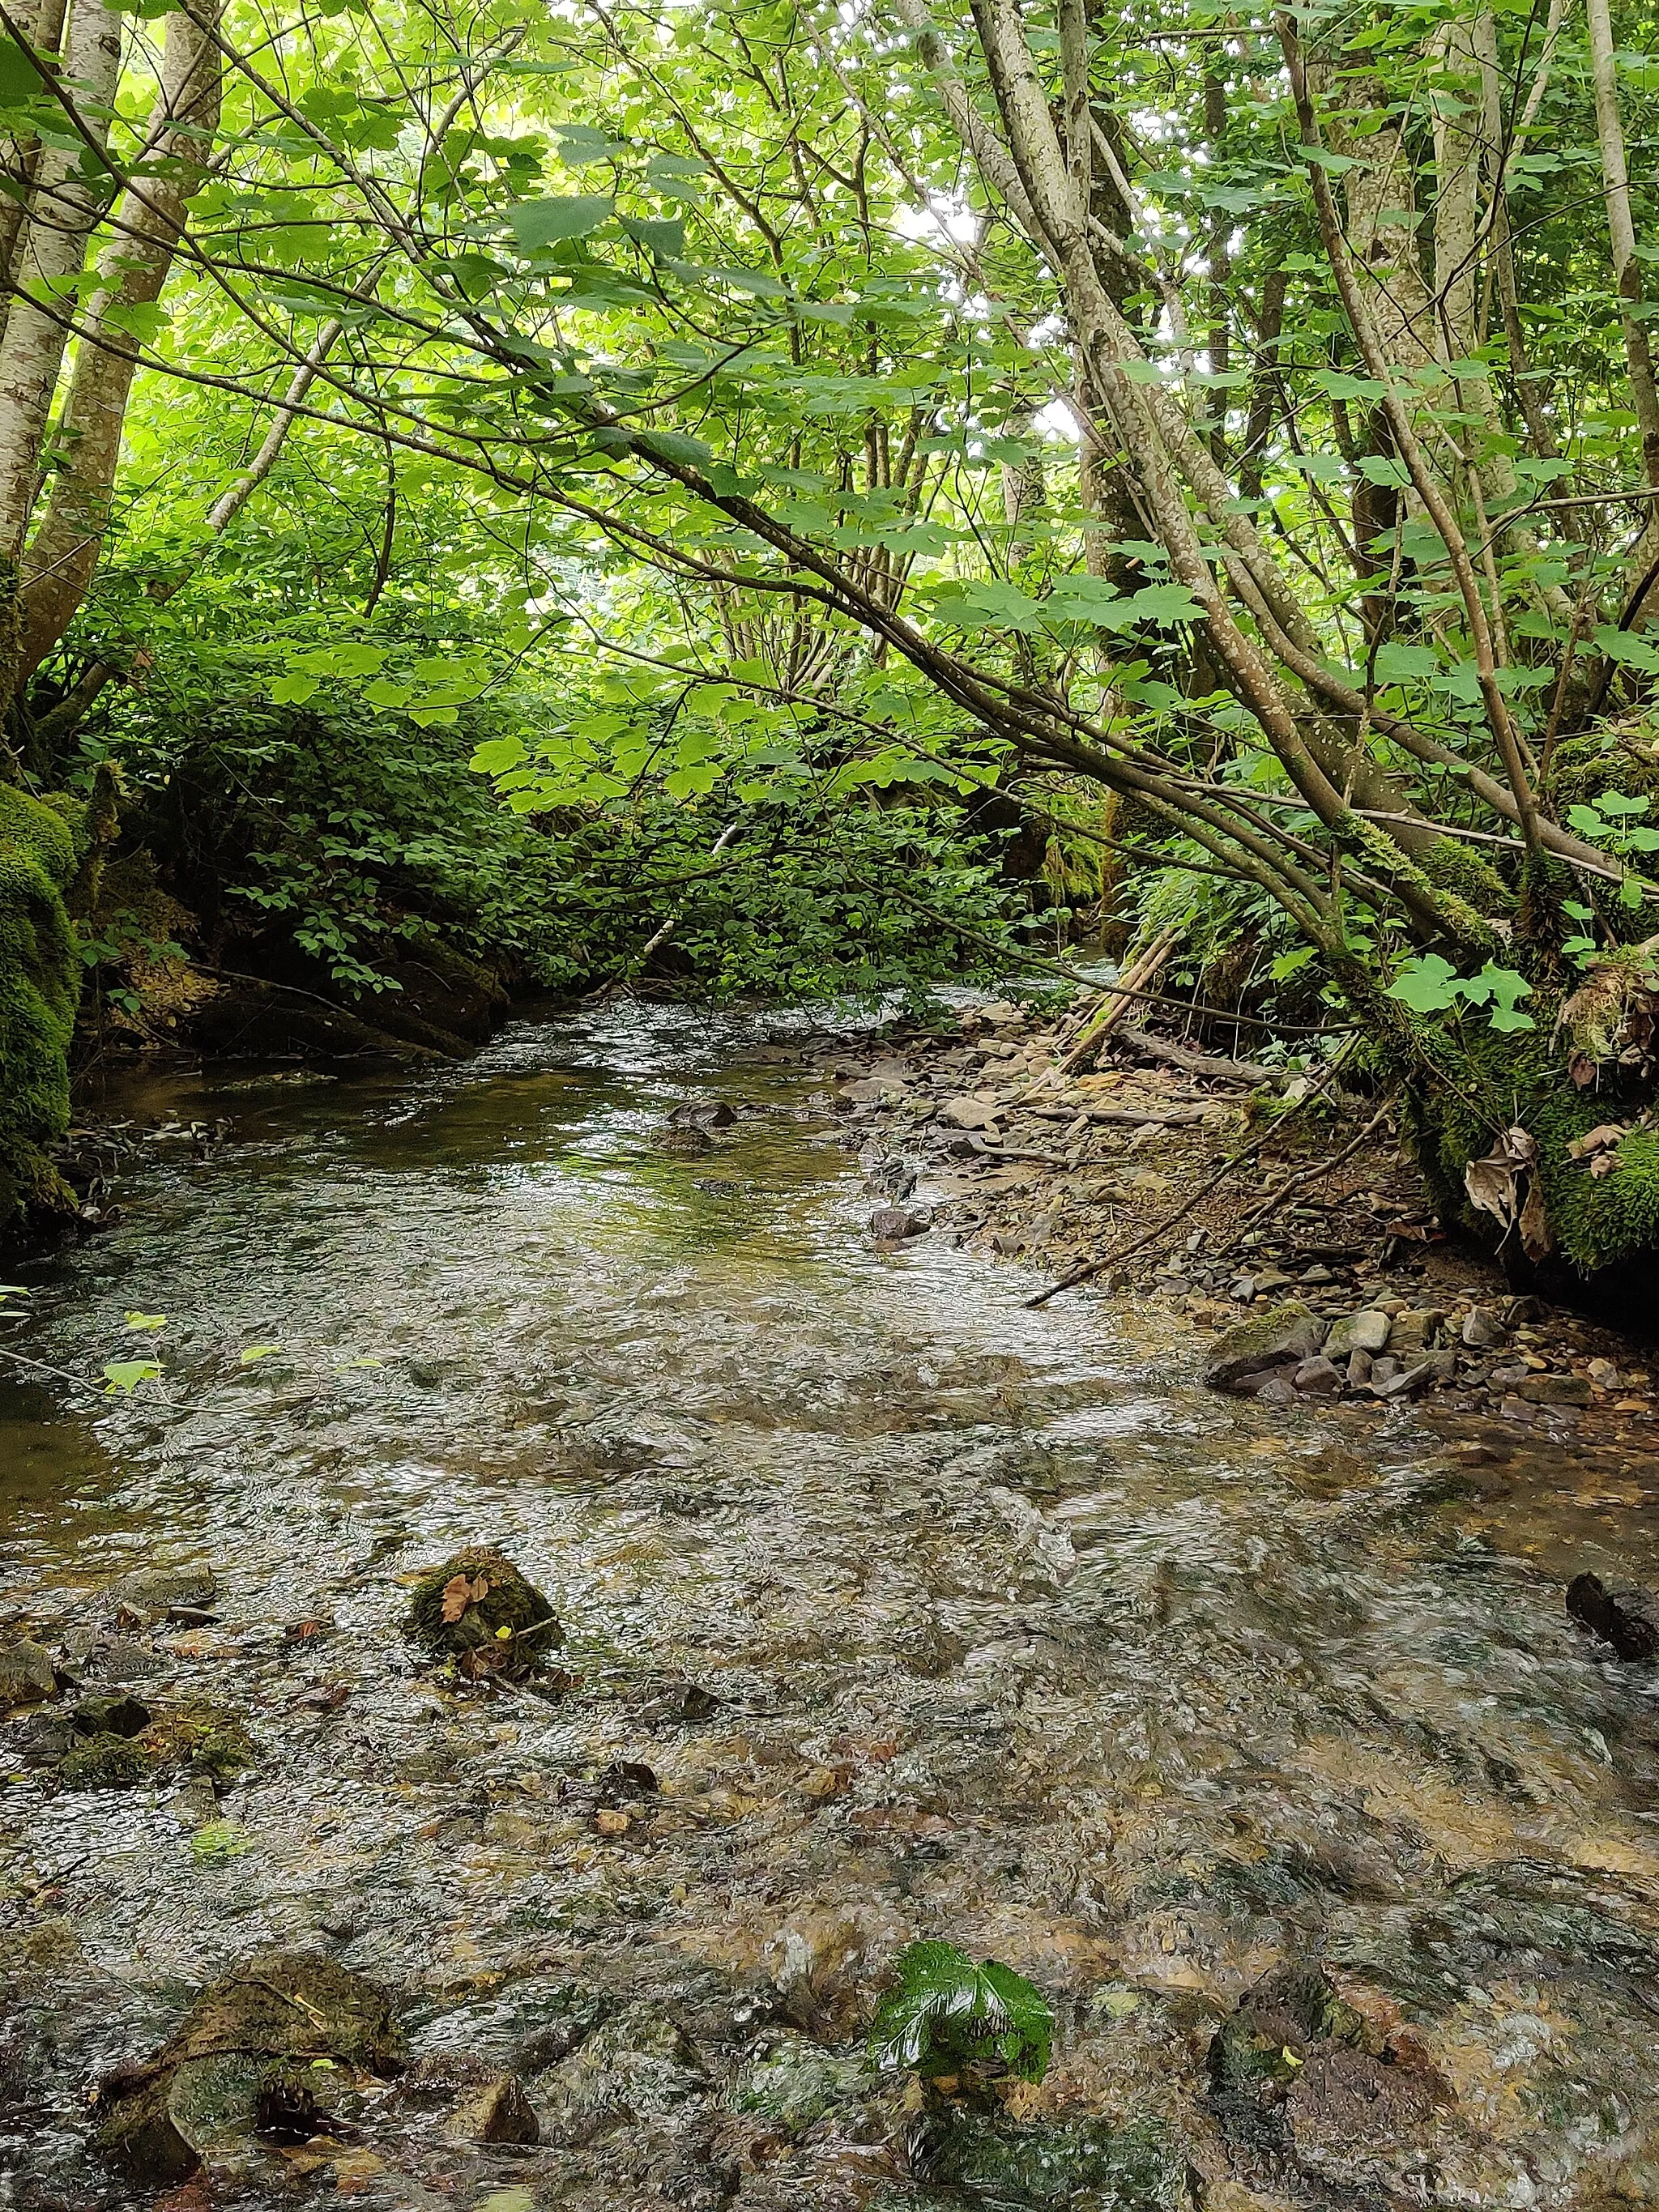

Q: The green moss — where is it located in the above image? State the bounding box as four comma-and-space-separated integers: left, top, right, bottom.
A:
0, 782, 82, 1225
403, 1546, 560, 1656
1418, 833, 1516, 916
60, 1732, 159, 1789
1394, 1011, 1659, 1276
1546, 727, 1659, 818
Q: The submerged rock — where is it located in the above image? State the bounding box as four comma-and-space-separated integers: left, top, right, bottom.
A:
59, 1699, 256, 1792
1204, 1302, 1323, 1392
869, 1204, 930, 1240
446, 2072, 539, 2145
0, 1639, 58, 1707
532, 2001, 706, 2147
1567, 1571, 1659, 1660
94, 1952, 406, 2187
920, 2112, 1179, 2207
109, 1562, 217, 1624
403, 1546, 561, 1669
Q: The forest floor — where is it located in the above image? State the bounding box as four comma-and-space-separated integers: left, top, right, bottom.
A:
811, 997, 1659, 1466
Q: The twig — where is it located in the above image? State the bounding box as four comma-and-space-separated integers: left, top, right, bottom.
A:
1231, 1098, 1397, 1237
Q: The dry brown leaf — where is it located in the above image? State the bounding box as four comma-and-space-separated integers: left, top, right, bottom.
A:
595, 1808, 631, 1836
440, 1572, 488, 1625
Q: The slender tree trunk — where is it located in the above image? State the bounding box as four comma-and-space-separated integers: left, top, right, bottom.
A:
17, 2, 223, 683
0, 0, 122, 570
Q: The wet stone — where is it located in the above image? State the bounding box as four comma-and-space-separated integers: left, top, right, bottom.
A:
1462, 1304, 1510, 1349
1291, 1356, 1341, 1396
94, 1952, 405, 2188
70, 1692, 151, 1738
1567, 1572, 1659, 1660
403, 1545, 561, 1669
1204, 1302, 1323, 1391
0, 1638, 58, 1707
108, 1563, 217, 1624
868, 1204, 929, 1241
445, 2073, 539, 2145
531, 2001, 706, 2147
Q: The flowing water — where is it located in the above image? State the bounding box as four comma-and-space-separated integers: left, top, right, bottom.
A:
4, 1004, 1659, 2211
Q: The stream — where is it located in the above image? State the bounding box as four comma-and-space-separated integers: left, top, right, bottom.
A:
4, 1002, 1659, 2210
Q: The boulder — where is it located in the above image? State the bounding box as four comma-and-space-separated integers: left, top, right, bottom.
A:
0, 1639, 58, 1707
1390, 1309, 1445, 1357
1372, 1361, 1432, 1402
869, 1204, 929, 1240
1324, 1311, 1391, 1360
94, 1953, 405, 2187
1567, 1572, 1659, 1660
1204, 1302, 1323, 1392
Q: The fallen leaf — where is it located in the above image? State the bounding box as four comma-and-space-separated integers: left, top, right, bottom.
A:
595, 1808, 631, 1836
440, 1572, 488, 1626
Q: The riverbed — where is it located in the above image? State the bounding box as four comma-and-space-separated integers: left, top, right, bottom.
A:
4, 1003, 1659, 2210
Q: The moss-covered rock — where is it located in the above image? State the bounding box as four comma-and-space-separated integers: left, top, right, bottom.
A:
403, 1545, 561, 1669
94, 1952, 405, 2186
0, 782, 82, 1226
60, 1732, 159, 1789
57, 1698, 256, 1791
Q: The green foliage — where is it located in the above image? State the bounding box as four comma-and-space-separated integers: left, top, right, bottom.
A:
869, 1941, 1054, 2085
1386, 955, 1536, 1032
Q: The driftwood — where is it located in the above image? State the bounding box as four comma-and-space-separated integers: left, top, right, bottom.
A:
1059, 929, 1179, 1075
1113, 1025, 1284, 1087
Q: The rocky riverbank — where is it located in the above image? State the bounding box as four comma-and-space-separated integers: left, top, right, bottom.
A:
812, 996, 1659, 1451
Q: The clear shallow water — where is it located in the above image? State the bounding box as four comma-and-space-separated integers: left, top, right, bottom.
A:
3, 1004, 1659, 2210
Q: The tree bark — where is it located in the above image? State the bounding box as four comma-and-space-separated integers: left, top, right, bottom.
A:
16, 1, 223, 682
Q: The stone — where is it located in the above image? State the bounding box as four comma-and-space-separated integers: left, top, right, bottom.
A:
1587, 1357, 1619, 1388
1301, 1264, 1335, 1285
1251, 1267, 1297, 1294
109, 1564, 216, 1626
1371, 1357, 1401, 1387
1461, 1306, 1509, 1349
670, 1098, 736, 1129
1372, 1361, 1431, 1401
61, 1733, 158, 1790
94, 1953, 405, 2188
1324, 1310, 1391, 1360
532, 2001, 705, 2148
1292, 1357, 1342, 1396
1390, 1309, 1444, 1357
0, 1639, 58, 1707
1347, 1349, 1373, 1387
938, 1097, 1001, 1132
1567, 1572, 1659, 1660
71, 1693, 151, 1738
844, 1076, 905, 1104
1204, 1302, 1323, 1392
1516, 1373, 1592, 1407
1256, 1376, 1298, 1406
869, 1204, 929, 1240
446, 2073, 539, 2146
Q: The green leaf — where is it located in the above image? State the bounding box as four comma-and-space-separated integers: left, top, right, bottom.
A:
505, 196, 612, 250
239, 1344, 281, 1364
1372, 641, 1440, 683
125, 1311, 167, 1332
869, 1941, 1053, 2085
619, 214, 686, 258
1386, 953, 1461, 1013
104, 1360, 163, 1395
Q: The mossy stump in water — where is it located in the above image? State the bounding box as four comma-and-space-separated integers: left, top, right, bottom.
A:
403, 1546, 561, 1674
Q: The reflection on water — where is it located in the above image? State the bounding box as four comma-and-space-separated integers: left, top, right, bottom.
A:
4, 1002, 1659, 2209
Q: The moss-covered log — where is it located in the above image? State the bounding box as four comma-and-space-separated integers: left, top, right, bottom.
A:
0, 782, 82, 1227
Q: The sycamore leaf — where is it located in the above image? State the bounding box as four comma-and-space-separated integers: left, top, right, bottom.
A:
104, 1360, 163, 1395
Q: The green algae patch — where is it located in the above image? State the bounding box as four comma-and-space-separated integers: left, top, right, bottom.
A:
0, 782, 82, 1225
403, 1545, 561, 1672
